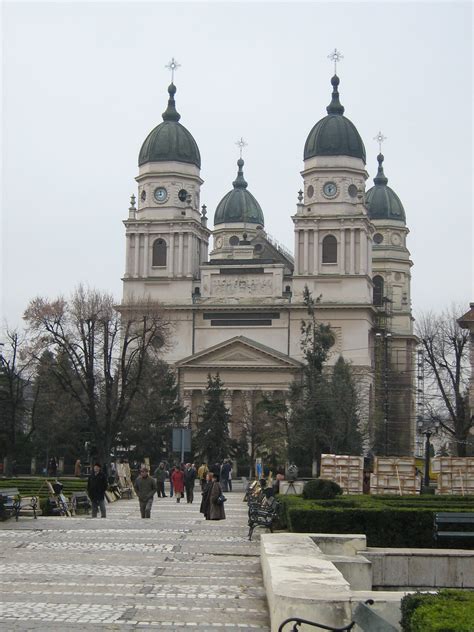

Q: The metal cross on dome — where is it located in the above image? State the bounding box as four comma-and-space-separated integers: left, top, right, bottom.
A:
327, 48, 344, 74
374, 131, 387, 153
165, 57, 181, 82
235, 137, 248, 159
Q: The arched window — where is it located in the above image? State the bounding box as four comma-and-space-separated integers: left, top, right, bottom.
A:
152, 238, 167, 267
373, 275, 384, 306
322, 235, 337, 263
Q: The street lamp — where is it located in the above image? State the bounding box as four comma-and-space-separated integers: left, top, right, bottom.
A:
417, 418, 440, 488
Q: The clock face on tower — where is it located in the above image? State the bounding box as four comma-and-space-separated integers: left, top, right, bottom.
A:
154, 187, 168, 203
322, 182, 338, 198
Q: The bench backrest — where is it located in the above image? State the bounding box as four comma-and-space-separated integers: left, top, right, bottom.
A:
0, 488, 20, 498
352, 602, 398, 632
435, 512, 474, 525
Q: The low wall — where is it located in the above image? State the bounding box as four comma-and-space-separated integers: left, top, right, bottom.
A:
260, 533, 474, 632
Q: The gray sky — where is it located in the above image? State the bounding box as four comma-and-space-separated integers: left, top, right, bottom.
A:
2, 1, 473, 330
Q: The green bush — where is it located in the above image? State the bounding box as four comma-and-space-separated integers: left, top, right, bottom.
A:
401, 590, 474, 632
278, 495, 474, 548
303, 478, 343, 500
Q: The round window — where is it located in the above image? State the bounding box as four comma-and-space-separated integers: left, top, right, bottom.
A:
373, 233, 384, 244
307, 185, 314, 199
178, 189, 188, 202
254, 244, 263, 252
348, 184, 358, 198
229, 235, 239, 246
141, 190, 146, 202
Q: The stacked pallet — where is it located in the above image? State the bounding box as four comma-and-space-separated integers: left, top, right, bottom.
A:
320, 454, 364, 494
432, 457, 474, 495
370, 457, 421, 495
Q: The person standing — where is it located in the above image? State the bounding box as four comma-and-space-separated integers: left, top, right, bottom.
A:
209, 474, 226, 521
154, 462, 168, 497
48, 457, 57, 477
171, 465, 185, 503
134, 466, 157, 518
200, 471, 214, 520
74, 459, 82, 477
197, 462, 208, 490
87, 462, 108, 518
228, 462, 233, 492
184, 463, 196, 504
220, 460, 231, 492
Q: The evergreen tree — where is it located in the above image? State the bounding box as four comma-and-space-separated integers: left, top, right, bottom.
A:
121, 357, 185, 463
194, 374, 232, 464
327, 356, 363, 455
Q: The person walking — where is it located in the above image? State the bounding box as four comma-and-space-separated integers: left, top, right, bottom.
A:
171, 465, 185, 503
209, 472, 226, 520
228, 462, 233, 492
184, 463, 196, 504
200, 471, 214, 520
74, 459, 82, 477
87, 462, 108, 518
134, 466, 157, 518
169, 465, 175, 498
48, 457, 58, 477
220, 460, 231, 492
154, 462, 168, 498
197, 462, 208, 490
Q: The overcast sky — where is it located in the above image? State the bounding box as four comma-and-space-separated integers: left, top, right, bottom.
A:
2, 1, 472, 330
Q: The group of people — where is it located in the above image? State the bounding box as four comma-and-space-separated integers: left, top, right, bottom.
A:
87, 459, 232, 521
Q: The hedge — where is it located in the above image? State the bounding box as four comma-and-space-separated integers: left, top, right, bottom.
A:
277, 495, 474, 548
401, 590, 474, 632
0, 477, 87, 499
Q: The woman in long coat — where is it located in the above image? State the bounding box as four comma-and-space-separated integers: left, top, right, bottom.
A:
171, 466, 185, 503
209, 475, 226, 521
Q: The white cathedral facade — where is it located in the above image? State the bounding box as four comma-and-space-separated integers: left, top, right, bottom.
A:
121, 72, 417, 455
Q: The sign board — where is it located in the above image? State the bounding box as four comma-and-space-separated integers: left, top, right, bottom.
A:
172, 428, 192, 453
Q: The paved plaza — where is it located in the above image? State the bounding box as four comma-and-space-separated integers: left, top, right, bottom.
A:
0, 484, 270, 631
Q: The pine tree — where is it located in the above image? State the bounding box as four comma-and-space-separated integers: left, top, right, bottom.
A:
194, 374, 231, 464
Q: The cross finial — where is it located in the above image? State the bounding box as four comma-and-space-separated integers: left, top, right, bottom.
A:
327, 48, 344, 74
165, 57, 181, 83
374, 131, 387, 153
235, 137, 248, 159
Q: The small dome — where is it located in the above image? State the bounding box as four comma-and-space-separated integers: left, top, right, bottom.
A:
366, 154, 406, 222
214, 159, 264, 226
138, 84, 201, 168
304, 75, 366, 162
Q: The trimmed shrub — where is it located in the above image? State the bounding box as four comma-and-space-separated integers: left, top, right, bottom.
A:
401, 590, 474, 632
303, 478, 343, 500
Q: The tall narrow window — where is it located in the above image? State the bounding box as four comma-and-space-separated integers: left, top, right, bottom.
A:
322, 235, 337, 263
152, 238, 167, 267
373, 275, 384, 306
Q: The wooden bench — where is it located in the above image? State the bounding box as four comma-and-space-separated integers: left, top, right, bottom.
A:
278, 599, 398, 631
0, 487, 38, 521
434, 512, 474, 546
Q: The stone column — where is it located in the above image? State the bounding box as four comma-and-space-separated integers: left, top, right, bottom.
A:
224, 392, 233, 438
294, 230, 300, 274
178, 232, 184, 276
143, 233, 149, 277
313, 227, 319, 274
124, 234, 131, 277
349, 228, 355, 275
187, 233, 193, 276
360, 230, 366, 275
169, 233, 174, 276
340, 227, 345, 274
303, 229, 309, 275
134, 233, 140, 277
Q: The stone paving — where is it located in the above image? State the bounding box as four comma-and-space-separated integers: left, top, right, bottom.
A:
0, 483, 270, 631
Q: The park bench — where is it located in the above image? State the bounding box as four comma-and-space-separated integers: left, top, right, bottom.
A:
248, 493, 280, 541
0, 487, 38, 521
434, 512, 474, 546
278, 599, 398, 631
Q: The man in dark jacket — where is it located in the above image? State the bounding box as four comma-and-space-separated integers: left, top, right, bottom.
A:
184, 463, 196, 504
87, 462, 108, 518
134, 467, 157, 518
154, 462, 168, 497
220, 460, 231, 492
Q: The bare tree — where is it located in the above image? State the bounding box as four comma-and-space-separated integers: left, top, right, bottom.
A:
417, 306, 471, 456
0, 329, 37, 474
23, 286, 169, 464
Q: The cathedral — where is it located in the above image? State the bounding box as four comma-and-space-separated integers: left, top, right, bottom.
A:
120, 67, 417, 456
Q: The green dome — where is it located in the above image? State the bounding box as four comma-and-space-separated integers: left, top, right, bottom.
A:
214, 159, 265, 226
138, 84, 201, 168
366, 154, 406, 222
304, 76, 366, 162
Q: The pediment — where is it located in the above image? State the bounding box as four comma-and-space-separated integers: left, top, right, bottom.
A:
176, 336, 302, 370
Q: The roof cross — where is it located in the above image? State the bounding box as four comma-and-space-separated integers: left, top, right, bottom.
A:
235, 137, 248, 159
165, 57, 181, 83
374, 131, 387, 153
327, 48, 344, 74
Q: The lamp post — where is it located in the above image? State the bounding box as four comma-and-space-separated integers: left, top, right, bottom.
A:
417, 419, 440, 488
